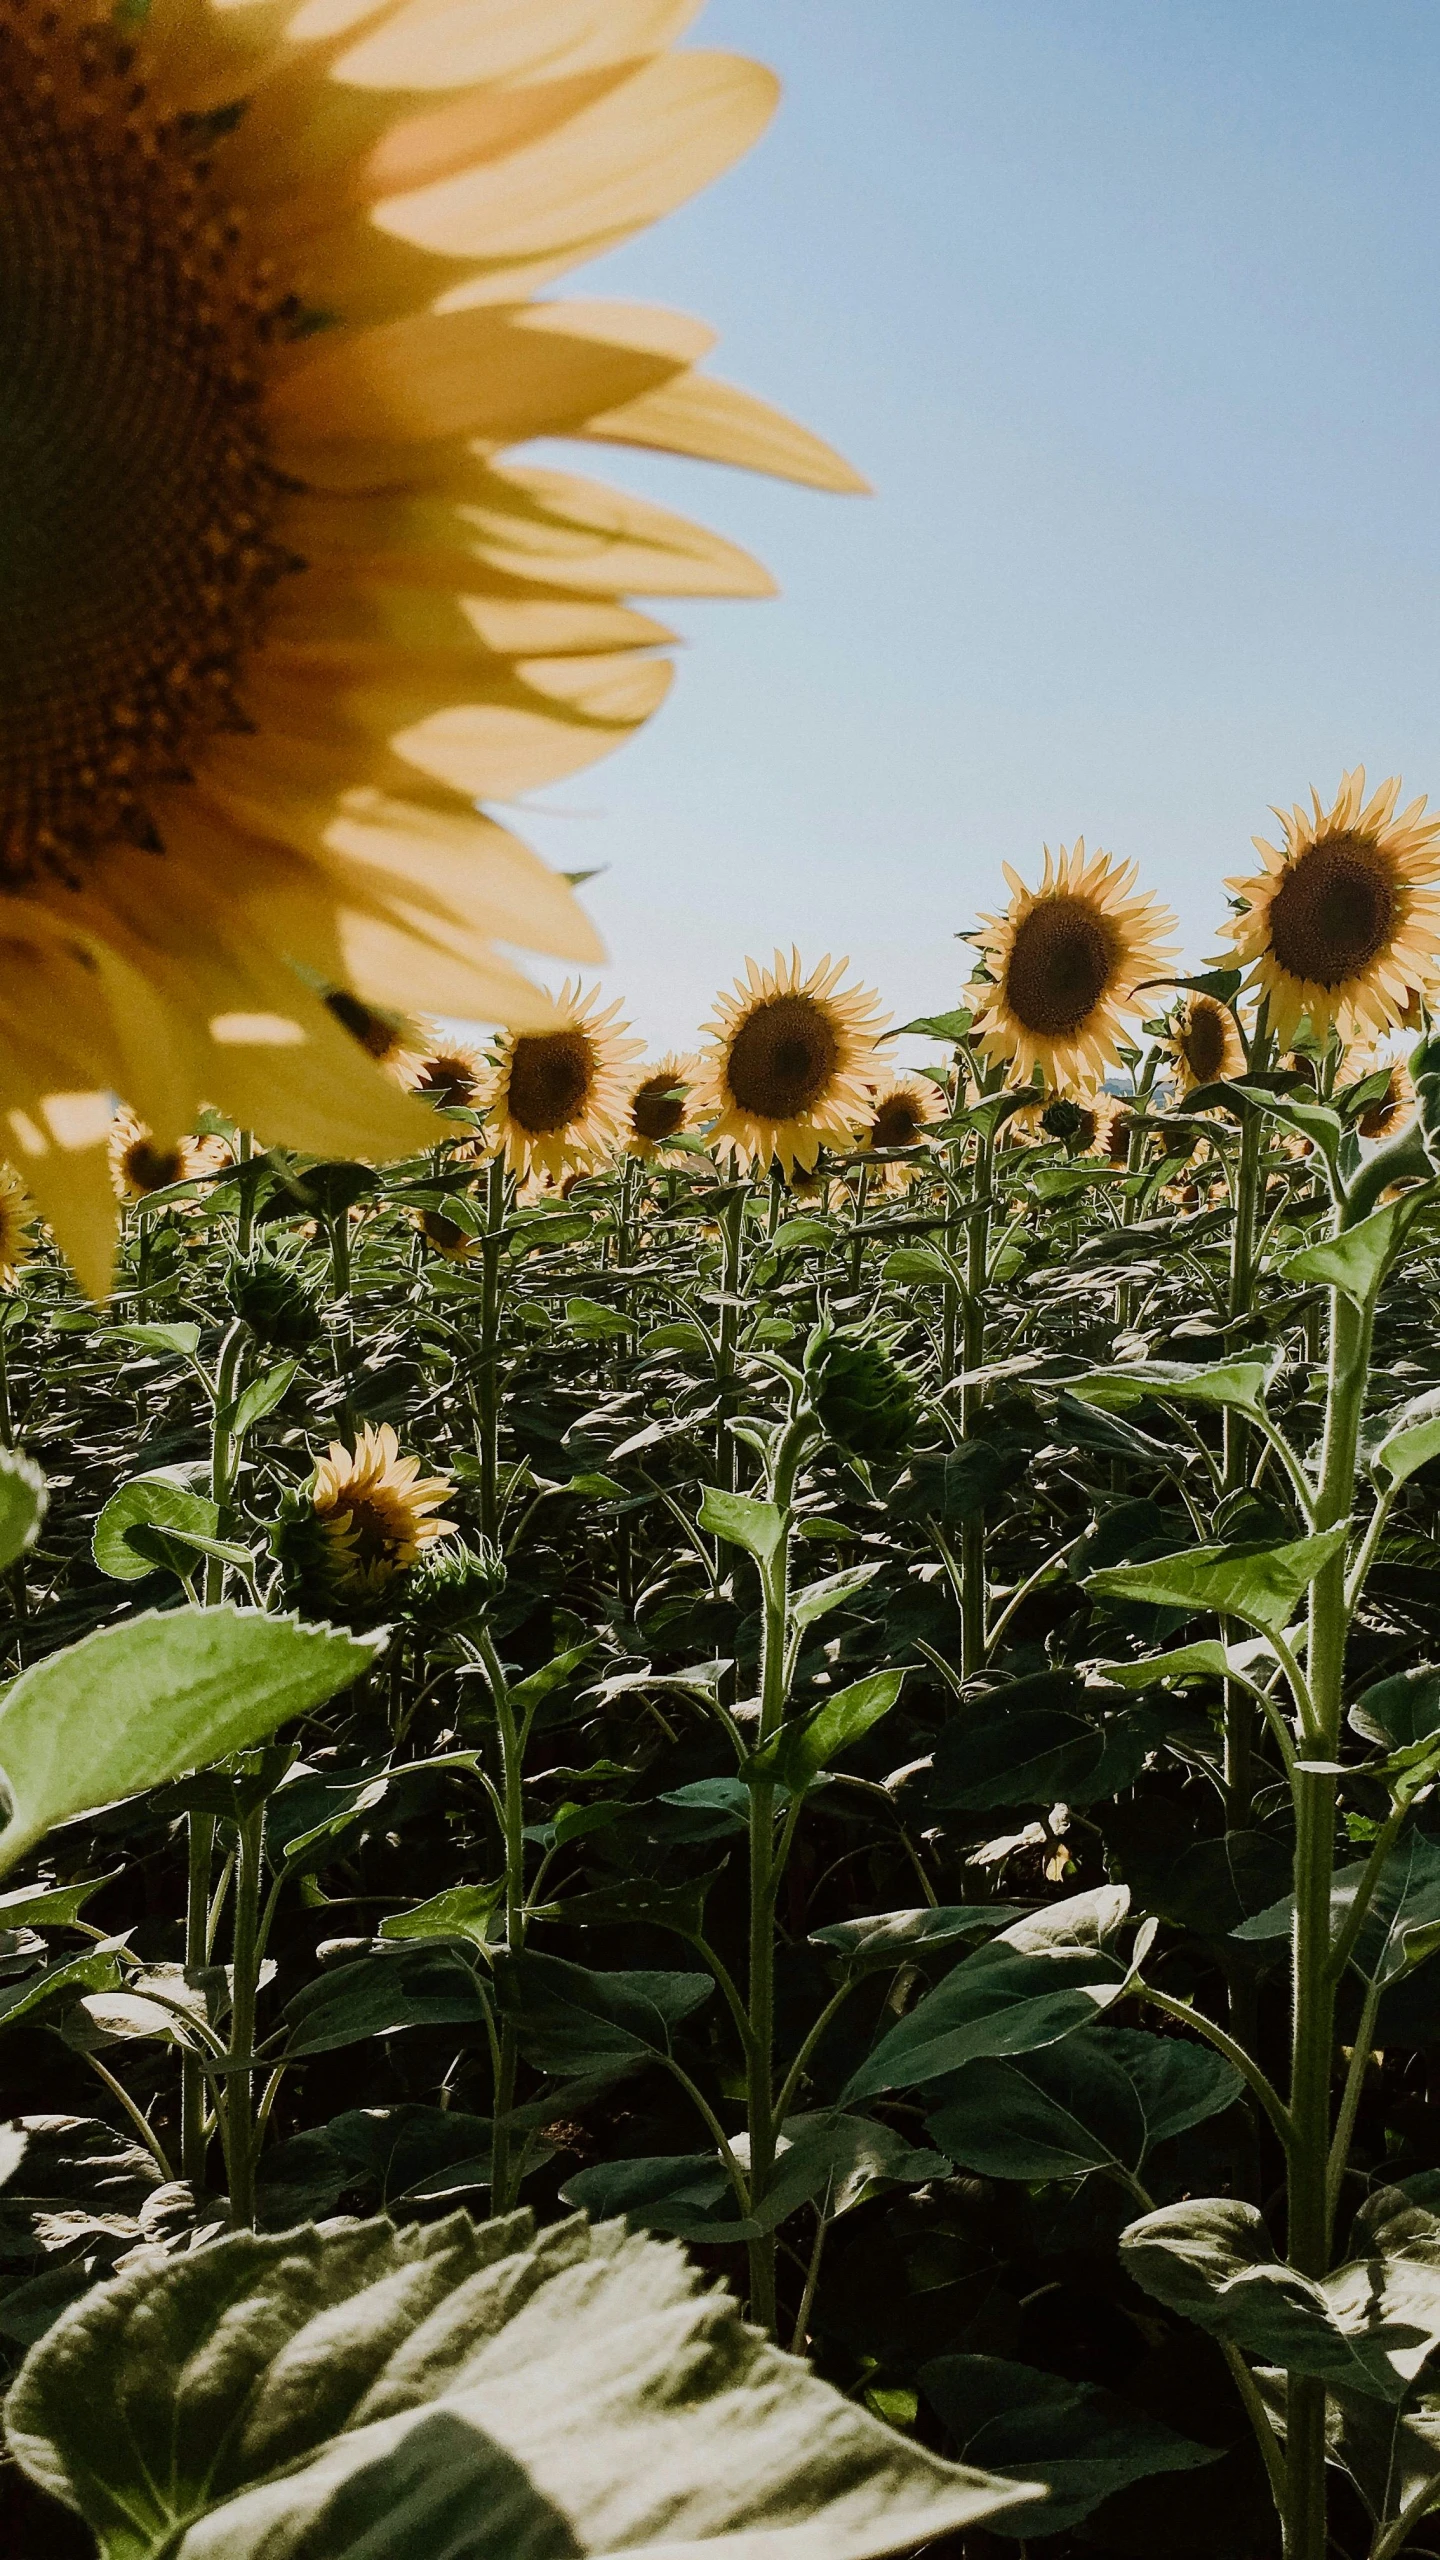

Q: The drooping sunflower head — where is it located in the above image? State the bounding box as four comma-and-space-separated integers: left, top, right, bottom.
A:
308, 1424, 456, 1601
108, 1112, 230, 1203
859, 1080, 940, 1154
400, 1029, 487, 1116
696, 951, 887, 1175
1169, 993, 1245, 1093
969, 843, 1177, 1087
0, 1163, 38, 1288
0, 0, 860, 1299
1223, 770, 1440, 1046
625, 1057, 697, 1160
479, 984, 642, 1182
1343, 1049, 1416, 1142
413, 1206, 478, 1262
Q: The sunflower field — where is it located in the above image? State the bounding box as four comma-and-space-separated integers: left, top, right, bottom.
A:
5, 5, 1440, 2560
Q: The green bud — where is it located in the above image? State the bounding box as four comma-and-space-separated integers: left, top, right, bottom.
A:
404, 1538, 507, 1634
804, 1318, 916, 1464
227, 1253, 323, 1353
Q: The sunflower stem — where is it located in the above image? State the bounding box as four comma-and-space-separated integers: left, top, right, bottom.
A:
477, 1153, 508, 1546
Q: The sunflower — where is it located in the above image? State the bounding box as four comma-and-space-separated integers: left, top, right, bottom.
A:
0, 1165, 38, 1288
1223, 770, 1440, 1048
108, 1112, 232, 1203
399, 1027, 487, 1113
413, 1205, 477, 1261
1169, 993, 1244, 1093
968, 843, 1177, 1088
625, 1056, 696, 1160
480, 982, 641, 1182
1343, 1049, 1416, 1142
859, 1080, 940, 1153
311, 1423, 455, 1598
0, 1, 861, 1296
696, 951, 887, 1176
1013, 1089, 1122, 1158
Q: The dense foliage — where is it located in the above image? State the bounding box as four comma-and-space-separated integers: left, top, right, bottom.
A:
5, 988, 1440, 2558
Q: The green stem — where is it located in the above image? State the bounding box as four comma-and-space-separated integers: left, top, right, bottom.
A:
477, 1153, 507, 1545
958, 1127, 992, 1681
181, 1810, 216, 2189
715, 1189, 747, 1498
205, 1320, 247, 1607
234, 1129, 256, 1261
478, 1623, 527, 2214
223, 1803, 265, 2229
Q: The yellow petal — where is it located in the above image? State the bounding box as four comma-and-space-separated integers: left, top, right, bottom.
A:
459, 462, 776, 597
578, 370, 870, 492
335, 0, 703, 92
392, 650, 672, 796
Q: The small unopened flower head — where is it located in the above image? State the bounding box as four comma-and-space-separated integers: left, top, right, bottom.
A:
804, 1316, 917, 1464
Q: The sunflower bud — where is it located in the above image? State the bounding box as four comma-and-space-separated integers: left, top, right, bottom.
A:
227, 1253, 323, 1353
404, 1538, 507, 1634
804, 1318, 916, 1464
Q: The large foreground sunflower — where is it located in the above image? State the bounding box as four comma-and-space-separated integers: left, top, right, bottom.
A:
480, 982, 641, 1182
968, 843, 1177, 1089
1223, 770, 1440, 1047
0, 0, 861, 1292
696, 951, 887, 1175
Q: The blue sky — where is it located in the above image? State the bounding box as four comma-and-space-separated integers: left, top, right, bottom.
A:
511, 1, 1440, 1056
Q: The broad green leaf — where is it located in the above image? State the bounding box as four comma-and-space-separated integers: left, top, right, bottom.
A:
640, 1321, 708, 1355
1282, 1186, 1440, 1303
540, 1876, 714, 1939
810, 1905, 1031, 1970
0, 1447, 45, 1574
0, 1943, 125, 2035
843, 1887, 1148, 2101
898, 1008, 974, 1040
889, 1438, 1027, 1523
1364, 1387, 1440, 1489
790, 1562, 882, 1631
1234, 1835, 1440, 1983
92, 1473, 221, 1583
227, 1362, 299, 1438
1121, 2195, 1440, 2402
1067, 1357, 1276, 1419
926, 2027, 1242, 2184
506, 1642, 595, 1719
1084, 1522, 1348, 1637
0, 1874, 116, 1931
920, 2354, 1217, 2537
0, 1607, 381, 1876
257, 2107, 492, 2227
1096, 1641, 1231, 1688
1351, 1666, 1440, 1753
929, 1689, 1162, 1813
563, 1295, 633, 1340
748, 1669, 905, 1792
769, 1216, 833, 1250
697, 1484, 785, 1564
282, 1946, 491, 2057
496, 1950, 714, 2080
4, 2210, 1035, 2560
112, 1321, 201, 1362
883, 1247, 953, 1284
560, 2150, 742, 2240
379, 1884, 505, 1952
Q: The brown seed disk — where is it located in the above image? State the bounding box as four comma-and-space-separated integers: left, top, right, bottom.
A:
0, 10, 294, 883
122, 1138, 184, 1193
1265, 832, 1399, 988
1004, 895, 1120, 1037
1180, 998, 1229, 1082
505, 1028, 596, 1134
1359, 1071, 1406, 1139
630, 1072, 687, 1143
870, 1092, 924, 1148
416, 1055, 479, 1109
326, 993, 405, 1062
725, 994, 839, 1118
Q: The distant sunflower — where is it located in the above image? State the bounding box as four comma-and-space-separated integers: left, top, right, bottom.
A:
1170, 993, 1244, 1093
969, 843, 1177, 1088
859, 1081, 940, 1153
1344, 1050, 1416, 1142
625, 1057, 696, 1160
480, 984, 642, 1182
0, 1165, 38, 1288
1224, 770, 1440, 1046
1015, 1089, 1122, 1157
400, 1030, 487, 1114
697, 952, 886, 1175
0, 0, 862, 1295
108, 1112, 232, 1203
312, 1424, 455, 1599
412, 1206, 477, 1262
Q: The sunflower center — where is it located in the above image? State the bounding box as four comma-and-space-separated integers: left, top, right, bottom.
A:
631, 1072, 687, 1143
416, 1056, 478, 1110
1266, 833, 1399, 988
1180, 1001, 1229, 1082
322, 1490, 413, 1573
0, 14, 294, 883
726, 995, 839, 1119
125, 1140, 184, 1194
505, 1029, 596, 1134
1359, 1071, 1405, 1140
1004, 894, 1120, 1037
870, 1093, 923, 1148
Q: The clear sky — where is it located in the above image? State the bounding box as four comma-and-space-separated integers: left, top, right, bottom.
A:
508, 0, 1440, 1058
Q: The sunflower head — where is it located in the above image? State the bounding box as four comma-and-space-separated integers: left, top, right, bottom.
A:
226, 1252, 323, 1355
696, 951, 887, 1175
860, 1080, 939, 1153
1224, 771, 1440, 1046
1343, 1050, 1416, 1142
280, 1424, 456, 1607
969, 843, 1177, 1087
1170, 993, 1244, 1092
804, 1317, 916, 1465
480, 984, 641, 1183
109, 1112, 230, 1203
0, 1164, 38, 1289
401, 1031, 486, 1115
414, 1206, 478, 1262
404, 1538, 507, 1638
625, 1057, 696, 1160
